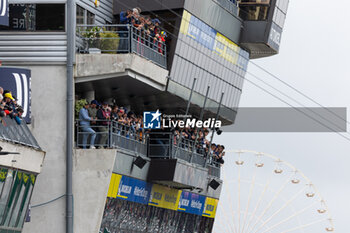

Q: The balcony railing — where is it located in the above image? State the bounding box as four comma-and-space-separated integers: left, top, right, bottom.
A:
75, 120, 221, 177
76, 24, 167, 69
0, 117, 41, 149
76, 120, 147, 156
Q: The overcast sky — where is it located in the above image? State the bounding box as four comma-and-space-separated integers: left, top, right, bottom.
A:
216, 0, 350, 232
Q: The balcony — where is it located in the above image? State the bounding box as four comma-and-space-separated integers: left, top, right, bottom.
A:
75, 120, 220, 179
76, 25, 167, 69
0, 117, 40, 150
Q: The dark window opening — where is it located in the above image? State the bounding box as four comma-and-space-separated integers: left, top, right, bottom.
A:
0, 4, 65, 31
36, 4, 65, 30
238, 0, 270, 20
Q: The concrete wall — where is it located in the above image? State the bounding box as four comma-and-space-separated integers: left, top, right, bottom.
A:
21, 65, 67, 233
73, 149, 117, 233
75, 54, 169, 88
113, 149, 150, 180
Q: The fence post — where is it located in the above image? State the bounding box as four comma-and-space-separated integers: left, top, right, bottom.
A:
108, 121, 112, 148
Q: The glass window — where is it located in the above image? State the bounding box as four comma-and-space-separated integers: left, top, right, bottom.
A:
87, 11, 95, 25
277, 0, 289, 13
0, 4, 65, 31
76, 5, 95, 25
76, 5, 84, 25
273, 8, 286, 28
36, 4, 65, 30
239, 5, 270, 20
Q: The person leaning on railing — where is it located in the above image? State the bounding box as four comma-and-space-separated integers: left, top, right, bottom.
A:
96, 102, 111, 148
79, 100, 96, 149
119, 9, 133, 52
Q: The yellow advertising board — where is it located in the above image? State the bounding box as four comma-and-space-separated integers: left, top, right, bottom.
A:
202, 197, 219, 218
179, 10, 247, 69
148, 184, 181, 211
107, 173, 122, 198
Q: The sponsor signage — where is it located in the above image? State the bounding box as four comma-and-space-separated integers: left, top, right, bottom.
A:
0, 67, 32, 123
268, 22, 282, 51
107, 174, 219, 218
107, 174, 152, 205
180, 10, 249, 70
149, 184, 181, 211
0, 0, 8, 26
202, 197, 219, 218
178, 191, 205, 216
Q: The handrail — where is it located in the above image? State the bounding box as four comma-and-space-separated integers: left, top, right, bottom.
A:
75, 119, 221, 177
76, 24, 167, 69
0, 117, 41, 149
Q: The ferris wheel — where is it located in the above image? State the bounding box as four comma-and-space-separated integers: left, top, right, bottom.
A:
212, 150, 334, 233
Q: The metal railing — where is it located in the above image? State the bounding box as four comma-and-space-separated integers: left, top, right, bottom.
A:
75, 120, 221, 177
147, 132, 221, 173
76, 24, 167, 69
76, 120, 147, 156
0, 117, 41, 150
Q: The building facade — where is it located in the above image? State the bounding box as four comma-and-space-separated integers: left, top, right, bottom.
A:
0, 0, 289, 232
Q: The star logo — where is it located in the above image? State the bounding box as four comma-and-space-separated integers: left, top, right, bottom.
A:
151, 110, 161, 122
143, 110, 162, 129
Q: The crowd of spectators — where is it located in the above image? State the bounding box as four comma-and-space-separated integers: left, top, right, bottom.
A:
78, 99, 225, 165
174, 127, 225, 165
119, 7, 167, 53
0, 86, 24, 124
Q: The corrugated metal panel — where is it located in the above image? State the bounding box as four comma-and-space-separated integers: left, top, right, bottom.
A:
0, 32, 67, 63
77, 0, 114, 24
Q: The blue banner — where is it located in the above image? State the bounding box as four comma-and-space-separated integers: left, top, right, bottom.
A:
0, 67, 31, 123
0, 0, 8, 26
188, 15, 216, 51
181, 10, 249, 70
178, 191, 205, 215
116, 175, 152, 205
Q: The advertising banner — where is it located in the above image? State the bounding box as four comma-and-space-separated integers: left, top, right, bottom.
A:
107, 174, 219, 218
180, 10, 249, 69
178, 191, 205, 215
107, 174, 152, 205
202, 197, 219, 218
149, 184, 181, 211
268, 22, 282, 51
107, 173, 122, 198
0, 0, 8, 26
0, 67, 32, 123
116, 175, 152, 204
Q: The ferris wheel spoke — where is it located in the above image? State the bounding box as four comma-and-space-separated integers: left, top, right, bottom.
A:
222, 171, 239, 233
240, 165, 258, 233
252, 187, 307, 233
280, 218, 328, 233
247, 174, 294, 233
244, 174, 273, 233
260, 202, 317, 233
213, 151, 334, 233
238, 165, 242, 233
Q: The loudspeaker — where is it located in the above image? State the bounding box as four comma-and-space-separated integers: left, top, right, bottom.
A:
208, 179, 220, 190
133, 156, 147, 169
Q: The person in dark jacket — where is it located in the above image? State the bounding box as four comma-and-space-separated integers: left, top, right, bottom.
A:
119, 9, 132, 52
97, 102, 111, 147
